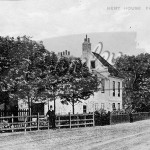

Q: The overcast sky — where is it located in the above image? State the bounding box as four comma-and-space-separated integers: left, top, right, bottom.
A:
0, 0, 150, 52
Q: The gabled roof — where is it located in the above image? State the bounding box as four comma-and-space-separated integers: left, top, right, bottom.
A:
92, 52, 123, 79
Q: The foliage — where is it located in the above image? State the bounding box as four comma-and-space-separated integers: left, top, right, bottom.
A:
111, 109, 126, 114
59, 58, 100, 114
0, 35, 100, 115
114, 53, 150, 112
0, 36, 48, 112
94, 109, 110, 126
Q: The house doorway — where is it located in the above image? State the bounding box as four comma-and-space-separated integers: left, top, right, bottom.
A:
31, 103, 44, 115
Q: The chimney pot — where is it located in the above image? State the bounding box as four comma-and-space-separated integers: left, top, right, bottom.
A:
65, 50, 67, 55
68, 51, 70, 55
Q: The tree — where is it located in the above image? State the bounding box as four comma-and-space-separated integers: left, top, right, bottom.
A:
59, 58, 100, 114
0, 36, 48, 115
114, 53, 150, 112
10, 37, 48, 115
37, 52, 72, 114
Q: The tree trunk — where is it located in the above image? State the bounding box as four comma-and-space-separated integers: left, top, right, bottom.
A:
27, 95, 31, 116
48, 98, 50, 111
72, 99, 75, 114
4, 103, 7, 116
54, 96, 56, 115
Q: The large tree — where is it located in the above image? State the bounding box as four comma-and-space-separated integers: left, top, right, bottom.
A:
0, 36, 48, 115
59, 58, 100, 114
40, 53, 73, 113
114, 53, 150, 112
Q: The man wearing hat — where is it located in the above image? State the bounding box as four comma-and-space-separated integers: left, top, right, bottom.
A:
46, 105, 56, 129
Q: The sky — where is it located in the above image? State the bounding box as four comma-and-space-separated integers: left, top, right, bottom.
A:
0, 0, 150, 53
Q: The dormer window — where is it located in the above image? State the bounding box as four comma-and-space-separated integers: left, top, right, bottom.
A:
91, 60, 95, 69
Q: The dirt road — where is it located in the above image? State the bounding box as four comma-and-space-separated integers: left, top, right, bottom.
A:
1, 120, 150, 150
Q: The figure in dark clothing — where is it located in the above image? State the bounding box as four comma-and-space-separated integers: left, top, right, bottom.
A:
46, 105, 56, 129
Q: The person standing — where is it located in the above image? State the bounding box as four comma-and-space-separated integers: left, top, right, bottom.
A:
46, 105, 56, 129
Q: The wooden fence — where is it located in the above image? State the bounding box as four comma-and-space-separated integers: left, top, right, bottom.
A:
132, 112, 150, 122
56, 113, 94, 129
0, 109, 29, 122
110, 112, 150, 125
110, 113, 130, 125
0, 113, 94, 133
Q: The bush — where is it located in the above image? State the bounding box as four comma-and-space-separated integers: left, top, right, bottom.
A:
94, 109, 110, 126
111, 109, 126, 115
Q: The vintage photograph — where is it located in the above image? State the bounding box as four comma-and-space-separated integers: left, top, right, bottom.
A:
0, 0, 150, 149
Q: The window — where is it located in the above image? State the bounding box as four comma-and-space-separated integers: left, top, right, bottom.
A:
101, 79, 105, 93
95, 103, 99, 110
118, 82, 120, 97
118, 103, 120, 110
91, 61, 95, 69
101, 103, 104, 109
83, 105, 87, 113
113, 81, 115, 96
112, 103, 116, 111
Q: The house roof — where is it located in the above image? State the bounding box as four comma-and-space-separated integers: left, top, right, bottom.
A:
92, 52, 123, 79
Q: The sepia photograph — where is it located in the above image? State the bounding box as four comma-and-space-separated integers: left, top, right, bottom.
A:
0, 0, 150, 149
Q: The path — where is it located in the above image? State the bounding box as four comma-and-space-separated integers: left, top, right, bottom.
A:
0, 120, 150, 150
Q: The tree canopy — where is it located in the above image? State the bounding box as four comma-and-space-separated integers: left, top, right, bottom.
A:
0, 36, 48, 112
58, 58, 100, 114
0, 35, 100, 115
114, 53, 150, 112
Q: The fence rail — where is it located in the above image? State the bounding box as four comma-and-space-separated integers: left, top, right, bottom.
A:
56, 113, 94, 129
0, 113, 94, 133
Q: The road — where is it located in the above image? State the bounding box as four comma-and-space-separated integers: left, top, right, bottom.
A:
0, 120, 150, 150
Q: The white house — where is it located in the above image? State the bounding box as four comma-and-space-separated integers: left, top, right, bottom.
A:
18, 35, 123, 115
45, 35, 123, 115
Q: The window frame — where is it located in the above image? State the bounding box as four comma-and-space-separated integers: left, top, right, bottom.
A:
112, 103, 116, 111
113, 81, 115, 96
101, 79, 105, 93
118, 103, 120, 110
118, 82, 120, 97
83, 105, 87, 113
101, 103, 104, 109
90, 60, 95, 69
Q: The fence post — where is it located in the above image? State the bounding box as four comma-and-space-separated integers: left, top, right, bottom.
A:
37, 113, 39, 131
47, 116, 49, 129
77, 114, 79, 128
30, 114, 32, 131
24, 115, 27, 132
69, 113, 71, 128
84, 114, 86, 127
58, 115, 60, 129
109, 113, 112, 125
93, 112, 95, 127
11, 114, 14, 132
